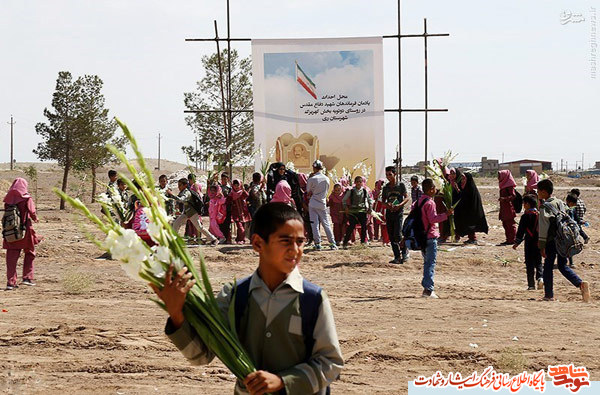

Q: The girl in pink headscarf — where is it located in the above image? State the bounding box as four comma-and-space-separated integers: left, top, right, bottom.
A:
498, 170, 517, 245
525, 170, 539, 195
270, 180, 295, 207
226, 179, 251, 244
3, 178, 40, 290
208, 185, 226, 240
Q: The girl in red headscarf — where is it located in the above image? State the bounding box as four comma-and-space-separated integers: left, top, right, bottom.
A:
498, 170, 517, 245
3, 178, 40, 290
226, 179, 251, 244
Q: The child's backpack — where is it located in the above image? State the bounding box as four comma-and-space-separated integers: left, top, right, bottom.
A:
2, 204, 26, 243
234, 276, 322, 360
513, 190, 523, 214
402, 197, 430, 251
543, 202, 584, 258
188, 189, 205, 215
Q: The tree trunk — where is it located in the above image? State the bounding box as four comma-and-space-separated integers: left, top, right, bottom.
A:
60, 162, 70, 210
91, 166, 97, 203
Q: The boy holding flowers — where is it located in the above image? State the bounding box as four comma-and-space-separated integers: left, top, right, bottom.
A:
152, 202, 343, 394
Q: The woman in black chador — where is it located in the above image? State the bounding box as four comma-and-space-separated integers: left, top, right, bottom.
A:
447, 168, 488, 243
266, 162, 303, 213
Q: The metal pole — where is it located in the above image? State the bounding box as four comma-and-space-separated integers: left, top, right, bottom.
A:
214, 20, 230, 169
424, 18, 429, 175
195, 136, 199, 172
226, 0, 233, 177
8, 115, 15, 170
158, 133, 161, 171
397, 0, 402, 178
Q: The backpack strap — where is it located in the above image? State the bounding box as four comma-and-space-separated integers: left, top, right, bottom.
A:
233, 276, 252, 334
299, 278, 323, 358
233, 276, 323, 361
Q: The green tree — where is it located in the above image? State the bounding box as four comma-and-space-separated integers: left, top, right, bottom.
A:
34, 72, 122, 208
72, 75, 125, 202
34, 71, 83, 210
183, 49, 253, 171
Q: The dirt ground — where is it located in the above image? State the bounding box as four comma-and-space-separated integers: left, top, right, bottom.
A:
0, 167, 599, 394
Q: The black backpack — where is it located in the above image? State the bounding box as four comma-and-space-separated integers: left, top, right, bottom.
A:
402, 197, 429, 251
543, 202, 584, 258
2, 204, 26, 243
188, 189, 204, 215
513, 190, 523, 214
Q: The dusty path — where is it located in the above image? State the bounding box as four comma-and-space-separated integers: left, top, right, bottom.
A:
0, 172, 599, 394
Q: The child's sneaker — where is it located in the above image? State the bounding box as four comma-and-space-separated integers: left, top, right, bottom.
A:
5, 284, 17, 291
537, 278, 544, 290
22, 279, 36, 286
210, 239, 219, 246
580, 281, 591, 303
421, 289, 439, 298
329, 243, 338, 250
342, 243, 349, 250
314, 244, 322, 251
527, 286, 536, 291
584, 237, 590, 244
542, 296, 557, 301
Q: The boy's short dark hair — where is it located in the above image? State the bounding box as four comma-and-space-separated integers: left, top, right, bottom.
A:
251, 202, 304, 242
108, 170, 117, 178
178, 178, 189, 186
537, 179, 553, 195
252, 172, 262, 183
385, 166, 396, 174
187, 173, 195, 181
221, 172, 229, 179
410, 175, 419, 182
354, 175, 363, 183
421, 178, 434, 191
116, 178, 125, 186
566, 193, 578, 204
523, 194, 538, 208
159, 174, 167, 181
570, 188, 581, 197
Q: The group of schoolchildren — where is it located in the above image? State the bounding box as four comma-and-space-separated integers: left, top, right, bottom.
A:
1, 163, 595, 394
497, 169, 591, 302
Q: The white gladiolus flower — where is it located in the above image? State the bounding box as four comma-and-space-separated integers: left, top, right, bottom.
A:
110, 229, 148, 264
153, 245, 170, 263
433, 177, 443, 191
120, 261, 145, 283
103, 230, 120, 251
147, 221, 164, 244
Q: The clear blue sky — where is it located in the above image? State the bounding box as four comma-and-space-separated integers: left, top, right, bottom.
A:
1, 0, 598, 169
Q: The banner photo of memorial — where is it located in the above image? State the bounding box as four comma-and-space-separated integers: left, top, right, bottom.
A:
252, 37, 385, 186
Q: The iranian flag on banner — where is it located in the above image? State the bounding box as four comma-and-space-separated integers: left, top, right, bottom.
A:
296, 62, 317, 99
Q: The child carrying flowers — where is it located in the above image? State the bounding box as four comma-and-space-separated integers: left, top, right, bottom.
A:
154, 202, 343, 394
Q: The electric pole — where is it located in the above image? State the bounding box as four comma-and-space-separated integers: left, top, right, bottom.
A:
7, 115, 15, 170
157, 133, 162, 171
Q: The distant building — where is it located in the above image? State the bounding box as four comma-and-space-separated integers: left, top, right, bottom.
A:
595, 161, 600, 169
481, 157, 499, 172
500, 159, 552, 176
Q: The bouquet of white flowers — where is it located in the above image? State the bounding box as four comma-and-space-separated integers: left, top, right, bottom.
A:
54, 118, 256, 381
426, 151, 460, 239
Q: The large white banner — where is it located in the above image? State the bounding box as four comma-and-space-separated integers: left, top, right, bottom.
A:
252, 37, 385, 185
